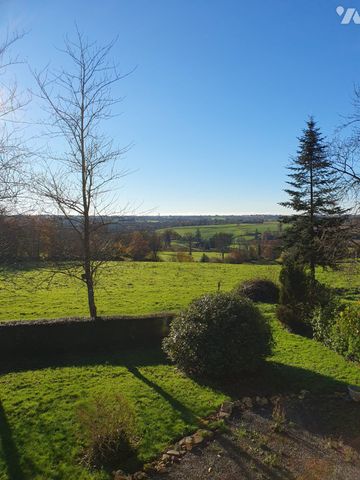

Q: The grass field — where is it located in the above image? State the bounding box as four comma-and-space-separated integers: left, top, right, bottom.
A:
158, 251, 223, 262
1, 305, 360, 479
0, 262, 359, 322
157, 221, 281, 241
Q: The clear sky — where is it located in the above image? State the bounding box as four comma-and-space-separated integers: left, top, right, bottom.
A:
1, 0, 360, 215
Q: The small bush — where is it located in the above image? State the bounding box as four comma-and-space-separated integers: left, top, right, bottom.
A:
330, 305, 360, 362
162, 292, 272, 380
233, 278, 279, 303
199, 253, 210, 263
77, 393, 138, 470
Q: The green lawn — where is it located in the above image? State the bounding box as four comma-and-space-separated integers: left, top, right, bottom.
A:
0, 262, 359, 322
1, 306, 360, 479
265, 305, 360, 392
0, 350, 226, 480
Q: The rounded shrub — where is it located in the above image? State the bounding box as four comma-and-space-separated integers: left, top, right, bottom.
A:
233, 278, 279, 304
162, 292, 273, 380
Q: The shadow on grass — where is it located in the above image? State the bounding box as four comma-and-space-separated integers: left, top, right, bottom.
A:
189, 359, 352, 399
125, 365, 198, 425
0, 401, 24, 480
0, 348, 352, 397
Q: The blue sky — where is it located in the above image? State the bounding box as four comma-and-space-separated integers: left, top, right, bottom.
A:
2, 0, 360, 214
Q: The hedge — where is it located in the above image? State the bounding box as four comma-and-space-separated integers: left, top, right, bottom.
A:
0, 314, 174, 359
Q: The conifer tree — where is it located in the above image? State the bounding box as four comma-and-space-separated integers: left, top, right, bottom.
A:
280, 118, 348, 280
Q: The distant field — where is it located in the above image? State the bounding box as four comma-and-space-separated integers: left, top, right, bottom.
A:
158, 251, 223, 261
0, 262, 359, 322
157, 221, 281, 241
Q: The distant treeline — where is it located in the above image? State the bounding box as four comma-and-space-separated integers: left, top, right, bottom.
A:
0, 215, 282, 263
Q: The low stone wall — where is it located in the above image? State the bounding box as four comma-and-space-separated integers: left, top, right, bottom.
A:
0, 313, 175, 358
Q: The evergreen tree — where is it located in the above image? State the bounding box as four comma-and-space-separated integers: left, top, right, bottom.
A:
280, 118, 348, 280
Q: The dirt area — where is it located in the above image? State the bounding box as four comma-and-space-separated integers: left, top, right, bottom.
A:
149, 394, 360, 480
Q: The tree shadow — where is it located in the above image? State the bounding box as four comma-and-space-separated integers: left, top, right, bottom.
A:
281, 395, 360, 452
217, 435, 290, 480
0, 401, 24, 480
198, 360, 352, 399
1, 349, 353, 399
125, 365, 198, 425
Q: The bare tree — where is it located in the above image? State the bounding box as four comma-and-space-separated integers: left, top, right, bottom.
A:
331, 86, 360, 201
33, 30, 131, 319
0, 30, 27, 213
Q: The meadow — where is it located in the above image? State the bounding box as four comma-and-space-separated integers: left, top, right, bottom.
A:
1, 261, 359, 322
157, 221, 280, 241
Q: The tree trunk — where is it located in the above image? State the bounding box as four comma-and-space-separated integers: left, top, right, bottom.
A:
85, 267, 97, 319
83, 220, 98, 319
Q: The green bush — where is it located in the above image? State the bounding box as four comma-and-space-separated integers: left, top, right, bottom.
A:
277, 261, 313, 334
77, 393, 138, 470
233, 278, 279, 303
330, 305, 360, 362
277, 260, 337, 338
199, 253, 210, 263
279, 261, 310, 306
162, 292, 273, 380
311, 289, 341, 347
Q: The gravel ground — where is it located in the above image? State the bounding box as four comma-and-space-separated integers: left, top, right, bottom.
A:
150, 395, 360, 480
